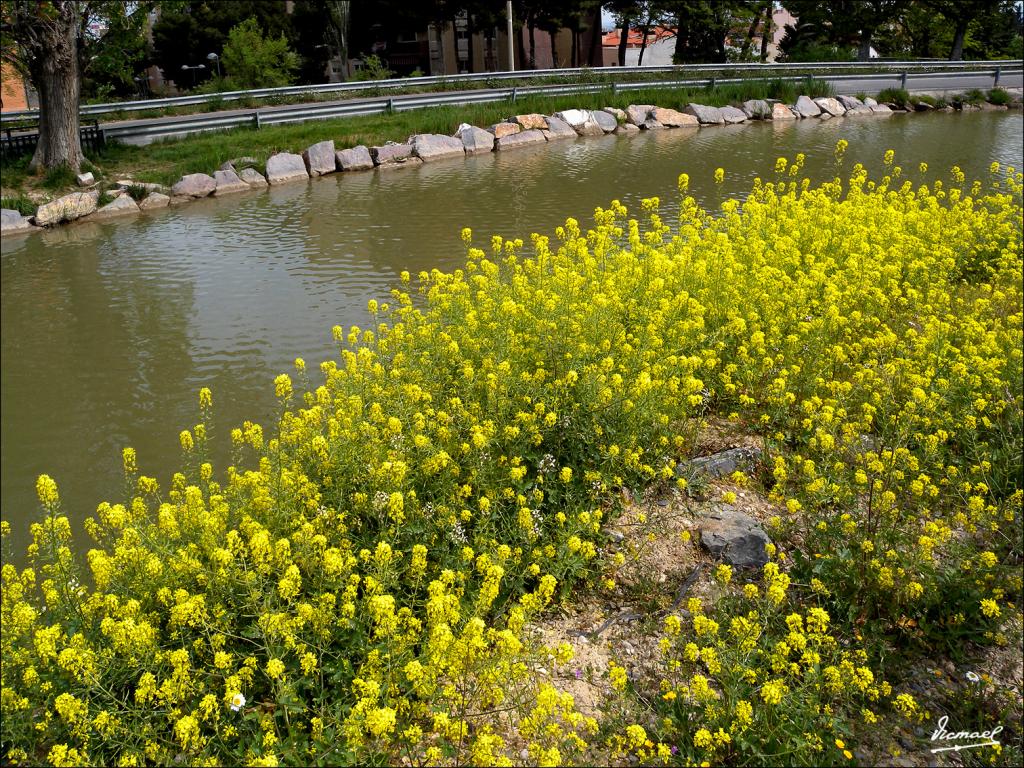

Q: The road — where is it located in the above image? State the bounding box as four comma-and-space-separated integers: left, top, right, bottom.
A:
91, 68, 1023, 146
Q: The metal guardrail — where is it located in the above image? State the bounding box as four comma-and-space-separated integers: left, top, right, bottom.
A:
1, 59, 1019, 125
97, 68, 1022, 146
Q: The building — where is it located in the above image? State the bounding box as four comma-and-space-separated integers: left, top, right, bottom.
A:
1, 62, 35, 112
601, 26, 677, 67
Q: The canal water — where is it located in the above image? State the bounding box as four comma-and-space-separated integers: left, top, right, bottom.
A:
2, 111, 1021, 556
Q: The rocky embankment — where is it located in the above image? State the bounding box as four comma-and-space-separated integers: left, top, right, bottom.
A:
2, 92, 1019, 235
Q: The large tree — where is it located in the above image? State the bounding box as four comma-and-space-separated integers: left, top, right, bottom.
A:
1, 1, 149, 172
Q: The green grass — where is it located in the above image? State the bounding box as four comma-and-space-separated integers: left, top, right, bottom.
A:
3, 79, 835, 192
987, 87, 1012, 106
0, 194, 35, 215
40, 164, 77, 190
877, 87, 911, 107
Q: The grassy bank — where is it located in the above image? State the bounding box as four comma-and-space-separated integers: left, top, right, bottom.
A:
1, 78, 834, 198
1, 150, 1020, 766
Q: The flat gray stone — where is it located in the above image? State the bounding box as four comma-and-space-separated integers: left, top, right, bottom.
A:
741, 99, 771, 119
652, 107, 699, 127
555, 109, 604, 137
678, 447, 762, 481
700, 506, 772, 568
837, 95, 864, 110
375, 156, 423, 170
863, 96, 878, 106
410, 133, 465, 162
213, 169, 250, 196
138, 192, 170, 210
90, 195, 139, 220
614, 123, 640, 135
496, 129, 546, 149
238, 167, 268, 187
114, 180, 162, 193
76, 172, 94, 187
265, 152, 309, 185
869, 103, 893, 114
303, 140, 336, 176
591, 109, 618, 132
1, 208, 35, 233
335, 145, 375, 171
641, 118, 665, 130
793, 95, 822, 117
34, 191, 98, 227
170, 173, 216, 198
456, 126, 495, 155
814, 97, 846, 117
719, 105, 747, 124
625, 104, 653, 125
602, 107, 626, 121
684, 103, 724, 125
771, 103, 796, 120
371, 143, 414, 165
542, 116, 577, 140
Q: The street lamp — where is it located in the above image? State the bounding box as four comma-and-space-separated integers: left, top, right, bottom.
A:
180, 63, 206, 88
207, 52, 221, 78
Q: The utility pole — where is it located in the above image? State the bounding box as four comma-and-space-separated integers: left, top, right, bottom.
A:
506, 1, 515, 71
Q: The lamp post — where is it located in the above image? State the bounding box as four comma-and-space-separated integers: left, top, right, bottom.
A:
180, 63, 206, 88
207, 52, 221, 79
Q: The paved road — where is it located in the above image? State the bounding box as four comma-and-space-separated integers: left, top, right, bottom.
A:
96, 69, 1022, 145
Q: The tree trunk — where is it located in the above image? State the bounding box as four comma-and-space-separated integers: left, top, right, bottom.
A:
571, 25, 578, 67
588, 10, 601, 66
466, 14, 475, 73
858, 28, 873, 61
549, 29, 558, 67
740, 8, 763, 59
517, 18, 527, 71
27, 18, 84, 172
949, 19, 968, 60
760, 4, 771, 61
637, 17, 651, 67
617, 16, 631, 66
528, 14, 536, 68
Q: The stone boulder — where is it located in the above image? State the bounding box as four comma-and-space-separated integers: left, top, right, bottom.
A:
371, 143, 414, 165
719, 105, 747, 124
602, 107, 626, 122
90, 196, 139, 221
410, 133, 466, 162
863, 96, 878, 106
489, 122, 520, 139
869, 103, 893, 114
1, 208, 35, 234
652, 107, 699, 127
554, 109, 604, 137
641, 118, 665, 130
456, 126, 496, 155
837, 95, 864, 110
542, 116, 577, 140
678, 447, 762, 482
265, 152, 309, 185
814, 97, 846, 117
771, 103, 796, 120
335, 145, 375, 171
376, 156, 423, 170
213, 169, 251, 196
138, 192, 170, 211
114, 180, 163, 193
76, 172, 94, 187
625, 104, 653, 125
512, 113, 547, 130
741, 99, 772, 119
34, 191, 98, 227
303, 140, 336, 176
914, 101, 934, 111
700, 506, 772, 569
793, 95, 822, 117
238, 168, 269, 187
496, 129, 546, 150
614, 123, 640, 135
170, 173, 216, 198
591, 109, 618, 132
684, 103, 725, 125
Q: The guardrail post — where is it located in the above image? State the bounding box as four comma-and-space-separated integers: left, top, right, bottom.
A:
994, 66, 1001, 86
253, 112, 261, 130
611, 81, 617, 95
511, 87, 517, 104
387, 98, 394, 114
900, 71, 907, 88
710, 76, 716, 89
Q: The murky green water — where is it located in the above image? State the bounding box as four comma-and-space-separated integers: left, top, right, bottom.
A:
2, 111, 1021, 556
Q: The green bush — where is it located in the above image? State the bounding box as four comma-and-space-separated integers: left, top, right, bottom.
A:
987, 87, 1012, 106
0, 194, 36, 216
876, 87, 910, 108
221, 18, 299, 89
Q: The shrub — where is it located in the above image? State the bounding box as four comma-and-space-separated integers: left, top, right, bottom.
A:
221, 18, 299, 89
987, 87, 1012, 106
351, 54, 394, 82
0, 194, 36, 216
1, 150, 1020, 766
876, 87, 910, 108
